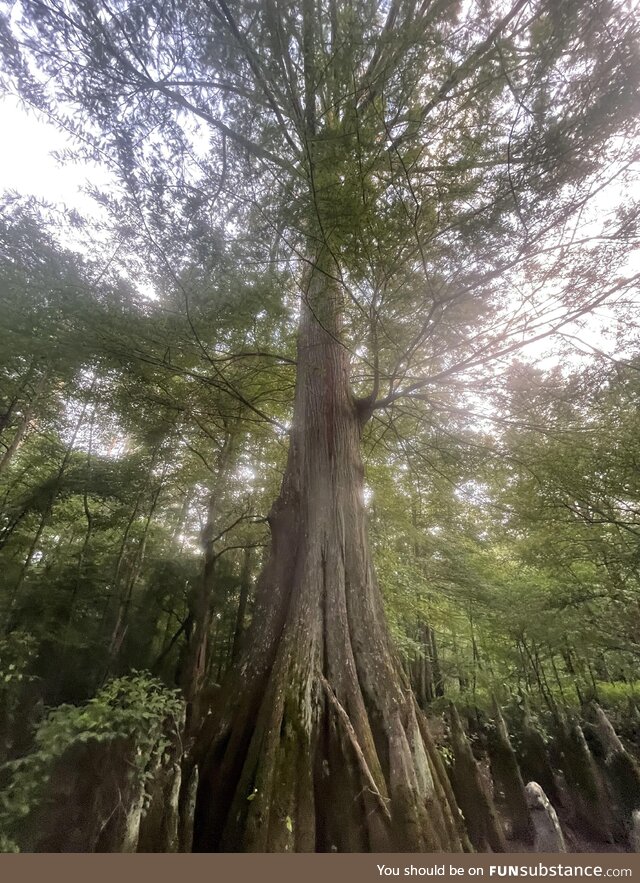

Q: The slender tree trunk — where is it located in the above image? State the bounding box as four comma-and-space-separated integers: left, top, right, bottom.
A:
0, 394, 20, 435
191, 256, 464, 852
522, 637, 557, 718
6, 508, 49, 626
99, 442, 161, 634
181, 432, 234, 732
106, 462, 167, 672
410, 624, 437, 708
0, 372, 46, 476
470, 613, 480, 709
171, 489, 192, 547
429, 626, 444, 698
0, 403, 35, 475
231, 547, 252, 663
55, 419, 95, 699
5, 381, 94, 625
562, 648, 584, 705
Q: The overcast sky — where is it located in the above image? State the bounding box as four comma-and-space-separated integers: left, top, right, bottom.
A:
0, 95, 111, 212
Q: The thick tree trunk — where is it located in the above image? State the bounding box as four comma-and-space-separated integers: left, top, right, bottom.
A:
525, 782, 566, 853
190, 258, 465, 852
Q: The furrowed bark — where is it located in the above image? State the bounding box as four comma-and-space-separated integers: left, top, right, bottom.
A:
557, 716, 615, 842
448, 702, 506, 854
519, 703, 562, 806
488, 698, 533, 844
591, 703, 640, 833
190, 255, 464, 852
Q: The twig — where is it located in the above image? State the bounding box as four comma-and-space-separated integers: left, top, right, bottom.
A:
318, 672, 391, 824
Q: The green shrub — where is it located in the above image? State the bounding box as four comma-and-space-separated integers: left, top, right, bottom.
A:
0, 672, 183, 852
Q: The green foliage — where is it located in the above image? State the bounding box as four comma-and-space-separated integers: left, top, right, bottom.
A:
596, 682, 640, 710
0, 631, 36, 689
0, 673, 183, 852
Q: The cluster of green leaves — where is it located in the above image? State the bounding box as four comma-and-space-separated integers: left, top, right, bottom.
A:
0, 673, 183, 852
0, 630, 37, 773
0, 630, 36, 689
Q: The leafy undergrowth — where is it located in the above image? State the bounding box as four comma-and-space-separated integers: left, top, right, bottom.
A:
0, 672, 183, 852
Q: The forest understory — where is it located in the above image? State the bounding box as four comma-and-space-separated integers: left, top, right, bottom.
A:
2, 0, 640, 855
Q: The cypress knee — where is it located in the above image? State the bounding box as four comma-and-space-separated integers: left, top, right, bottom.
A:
487, 698, 533, 844
448, 703, 507, 853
